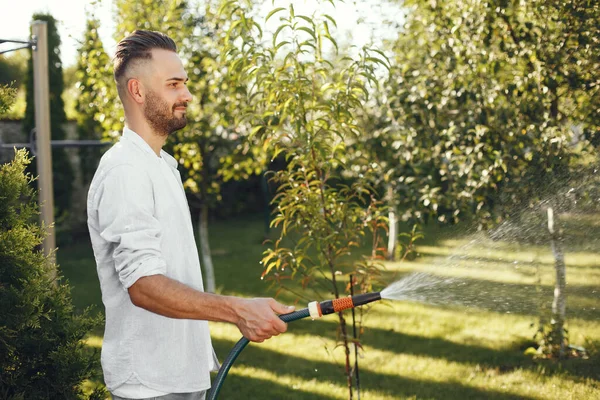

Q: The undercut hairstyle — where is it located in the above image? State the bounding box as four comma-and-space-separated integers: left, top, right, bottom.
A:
113, 30, 177, 97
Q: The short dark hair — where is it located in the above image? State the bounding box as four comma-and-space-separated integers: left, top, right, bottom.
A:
113, 30, 177, 83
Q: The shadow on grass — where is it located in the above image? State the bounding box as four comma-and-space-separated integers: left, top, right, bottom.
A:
212, 337, 538, 400
285, 316, 600, 384
213, 373, 339, 400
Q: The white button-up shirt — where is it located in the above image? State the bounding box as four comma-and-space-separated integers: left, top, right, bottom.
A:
87, 127, 218, 394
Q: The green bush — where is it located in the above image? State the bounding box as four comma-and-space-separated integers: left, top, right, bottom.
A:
0, 150, 105, 400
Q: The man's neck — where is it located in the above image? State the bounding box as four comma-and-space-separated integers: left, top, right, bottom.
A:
126, 121, 167, 157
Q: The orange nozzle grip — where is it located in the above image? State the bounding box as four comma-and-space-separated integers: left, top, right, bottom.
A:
332, 297, 354, 312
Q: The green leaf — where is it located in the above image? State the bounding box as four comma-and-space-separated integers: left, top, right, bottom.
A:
225, 20, 243, 44
266, 7, 287, 22
366, 57, 389, 69
296, 15, 315, 26
250, 125, 264, 138
370, 48, 391, 67
298, 40, 317, 50
323, 14, 338, 29
253, 20, 263, 38
217, 0, 239, 16
323, 33, 338, 53
297, 26, 317, 41
275, 40, 291, 52
273, 24, 290, 46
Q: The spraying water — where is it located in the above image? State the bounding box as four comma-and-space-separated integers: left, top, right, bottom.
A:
381, 273, 457, 303
375, 167, 600, 319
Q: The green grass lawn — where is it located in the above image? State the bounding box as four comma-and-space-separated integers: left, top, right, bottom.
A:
58, 214, 600, 399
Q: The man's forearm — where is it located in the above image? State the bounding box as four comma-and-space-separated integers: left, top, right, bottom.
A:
128, 273, 293, 342
128, 274, 239, 323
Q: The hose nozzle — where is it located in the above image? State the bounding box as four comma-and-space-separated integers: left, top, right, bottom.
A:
308, 292, 382, 319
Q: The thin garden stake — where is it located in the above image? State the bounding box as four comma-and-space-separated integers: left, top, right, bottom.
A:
350, 275, 361, 400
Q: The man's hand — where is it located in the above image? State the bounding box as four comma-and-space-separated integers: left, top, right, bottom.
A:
233, 298, 295, 342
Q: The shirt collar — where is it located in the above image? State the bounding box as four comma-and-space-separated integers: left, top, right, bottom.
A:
122, 127, 178, 169
160, 150, 179, 169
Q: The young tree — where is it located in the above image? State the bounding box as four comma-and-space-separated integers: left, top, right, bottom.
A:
23, 13, 75, 221
219, 2, 389, 396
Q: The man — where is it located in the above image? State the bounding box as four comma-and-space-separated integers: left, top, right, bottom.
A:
87, 30, 293, 400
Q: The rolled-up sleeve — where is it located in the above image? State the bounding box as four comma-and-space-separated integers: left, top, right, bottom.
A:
95, 164, 167, 289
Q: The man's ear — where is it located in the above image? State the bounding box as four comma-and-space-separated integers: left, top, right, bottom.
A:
127, 78, 144, 105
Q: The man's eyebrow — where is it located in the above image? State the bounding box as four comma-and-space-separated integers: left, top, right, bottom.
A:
166, 77, 189, 82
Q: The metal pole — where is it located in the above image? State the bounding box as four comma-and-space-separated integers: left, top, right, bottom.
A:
32, 21, 56, 275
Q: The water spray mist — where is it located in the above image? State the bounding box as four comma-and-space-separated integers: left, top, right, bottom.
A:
207, 291, 384, 400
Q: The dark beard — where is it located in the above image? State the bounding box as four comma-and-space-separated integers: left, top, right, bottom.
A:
143, 89, 187, 136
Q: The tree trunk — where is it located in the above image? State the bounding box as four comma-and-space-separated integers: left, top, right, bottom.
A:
386, 184, 397, 261
327, 246, 353, 400
261, 170, 271, 239
547, 206, 567, 357
199, 203, 216, 293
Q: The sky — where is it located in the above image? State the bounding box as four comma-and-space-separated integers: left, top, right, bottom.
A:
0, 0, 404, 67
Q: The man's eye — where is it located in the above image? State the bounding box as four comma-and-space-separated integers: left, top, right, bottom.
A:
171, 83, 178, 87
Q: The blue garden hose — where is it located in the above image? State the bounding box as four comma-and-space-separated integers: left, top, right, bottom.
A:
207, 308, 311, 400
206, 292, 381, 399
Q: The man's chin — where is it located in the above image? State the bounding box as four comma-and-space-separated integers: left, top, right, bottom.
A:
176, 117, 187, 129
168, 119, 187, 134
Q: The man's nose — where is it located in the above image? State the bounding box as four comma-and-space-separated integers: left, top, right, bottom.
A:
182, 86, 193, 103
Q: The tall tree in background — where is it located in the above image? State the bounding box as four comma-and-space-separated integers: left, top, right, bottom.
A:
112, 0, 226, 291
112, 0, 276, 292
0, 53, 27, 119
0, 53, 27, 88
170, 1, 239, 293
0, 84, 17, 115
23, 13, 75, 221
352, 0, 598, 258
361, 0, 599, 354
175, 0, 280, 292
75, 15, 110, 183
